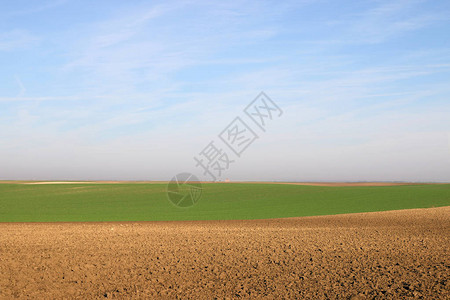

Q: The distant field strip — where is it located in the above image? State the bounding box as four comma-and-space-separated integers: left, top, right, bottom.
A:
0, 183, 449, 222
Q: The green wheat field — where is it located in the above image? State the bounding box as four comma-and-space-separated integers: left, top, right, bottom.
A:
0, 182, 449, 222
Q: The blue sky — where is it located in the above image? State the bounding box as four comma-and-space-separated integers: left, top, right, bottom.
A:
0, 0, 449, 181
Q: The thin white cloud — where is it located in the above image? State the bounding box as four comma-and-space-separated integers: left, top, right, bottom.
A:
313, 0, 449, 45
5, 0, 69, 17
0, 95, 107, 102
0, 29, 39, 51
14, 75, 26, 97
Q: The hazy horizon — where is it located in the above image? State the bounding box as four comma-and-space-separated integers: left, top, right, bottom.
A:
1, 1, 449, 182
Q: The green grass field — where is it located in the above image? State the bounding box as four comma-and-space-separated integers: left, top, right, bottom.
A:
0, 183, 449, 222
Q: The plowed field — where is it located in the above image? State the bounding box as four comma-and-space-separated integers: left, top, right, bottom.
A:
1, 207, 449, 299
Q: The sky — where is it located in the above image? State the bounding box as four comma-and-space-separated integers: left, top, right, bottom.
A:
0, 0, 449, 182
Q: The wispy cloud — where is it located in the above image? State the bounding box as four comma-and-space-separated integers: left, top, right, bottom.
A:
351, 2, 447, 43
59, 1, 281, 98
1, 0, 449, 181
0, 29, 39, 51
14, 75, 26, 97
312, 0, 450, 45
4, 0, 68, 17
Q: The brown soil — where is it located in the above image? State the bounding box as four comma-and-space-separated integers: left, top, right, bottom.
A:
0, 207, 449, 299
